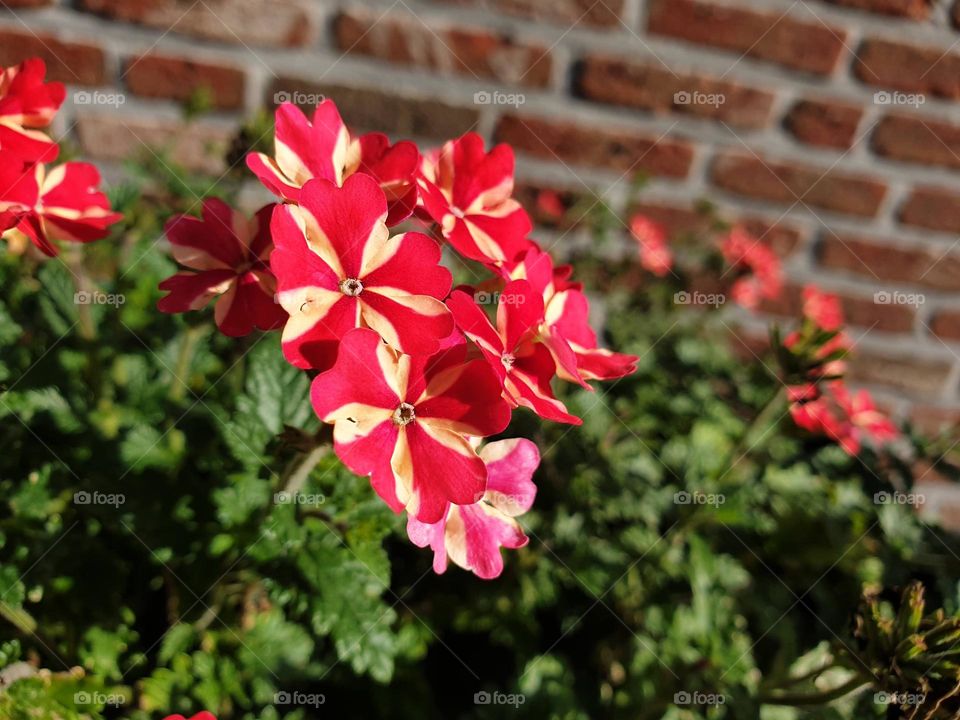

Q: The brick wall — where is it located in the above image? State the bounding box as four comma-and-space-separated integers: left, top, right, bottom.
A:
5, 0, 960, 435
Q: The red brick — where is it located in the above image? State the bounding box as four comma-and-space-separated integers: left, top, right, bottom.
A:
818, 233, 960, 291
784, 99, 862, 149
335, 11, 551, 87
855, 39, 960, 99
872, 114, 960, 170
79, 0, 312, 47
757, 282, 915, 332
75, 113, 234, 175
899, 186, 960, 233
848, 351, 952, 397
951, 1, 960, 29
710, 153, 887, 218
909, 406, 960, 436
435, 0, 625, 27
822, 0, 931, 18
576, 56, 774, 129
3, 0, 53, 6
269, 78, 480, 140
0, 29, 104, 86
124, 55, 245, 110
646, 0, 847, 75
495, 115, 693, 177
930, 310, 960, 341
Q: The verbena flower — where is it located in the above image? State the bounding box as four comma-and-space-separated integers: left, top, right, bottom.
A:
0, 58, 64, 163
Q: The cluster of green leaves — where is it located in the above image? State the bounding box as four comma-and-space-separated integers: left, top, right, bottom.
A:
0, 156, 957, 719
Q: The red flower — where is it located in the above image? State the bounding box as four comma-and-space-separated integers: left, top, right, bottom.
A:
310, 328, 511, 523
163, 714, 216, 720
0, 156, 121, 256
247, 100, 419, 225
629, 214, 673, 277
720, 226, 782, 309
0, 58, 64, 162
447, 279, 580, 425
417, 132, 532, 265
508, 246, 638, 386
789, 380, 898, 456
158, 200, 286, 337
800, 284, 843, 332
270, 173, 453, 370
784, 284, 850, 379
407, 438, 539, 579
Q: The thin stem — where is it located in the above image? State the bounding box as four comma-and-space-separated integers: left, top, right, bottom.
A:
66, 245, 96, 342
759, 676, 871, 706
282, 444, 330, 495
169, 324, 206, 402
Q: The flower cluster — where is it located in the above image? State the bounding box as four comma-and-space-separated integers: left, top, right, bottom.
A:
0, 58, 120, 256
720, 226, 782, 309
784, 285, 898, 455
159, 99, 638, 578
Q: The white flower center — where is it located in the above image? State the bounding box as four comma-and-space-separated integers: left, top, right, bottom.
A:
501, 352, 516, 370
339, 278, 364, 296
393, 402, 416, 426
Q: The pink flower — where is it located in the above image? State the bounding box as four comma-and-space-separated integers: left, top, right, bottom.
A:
0, 155, 121, 256
158, 199, 286, 337
629, 214, 673, 277
270, 174, 453, 370
447, 279, 581, 425
789, 380, 898, 456
507, 245, 638, 386
801, 285, 843, 331
784, 284, 850, 379
407, 438, 539, 579
247, 100, 419, 225
721, 226, 782, 309
310, 328, 512, 523
417, 132, 533, 266
536, 189, 566, 221
0, 58, 64, 162
163, 714, 216, 720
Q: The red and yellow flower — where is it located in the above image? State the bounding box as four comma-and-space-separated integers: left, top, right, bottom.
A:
0, 58, 64, 163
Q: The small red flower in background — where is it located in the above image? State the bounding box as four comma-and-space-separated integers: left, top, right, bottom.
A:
447, 279, 580, 425
721, 226, 782, 309
0, 58, 64, 162
417, 132, 532, 266
790, 380, 898, 456
246, 100, 419, 225
0, 154, 121, 256
800, 285, 843, 332
407, 438, 539, 580
629, 214, 673, 277
536, 189, 566, 222
784, 284, 850, 380
158, 199, 286, 337
163, 713, 216, 720
270, 174, 453, 370
310, 328, 511, 523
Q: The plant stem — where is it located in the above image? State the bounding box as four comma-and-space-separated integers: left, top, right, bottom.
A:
169, 324, 206, 402
66, 245, 96, 342
724, 388, 787, 473
282, 444, 330, 495
759, 676, 871, 706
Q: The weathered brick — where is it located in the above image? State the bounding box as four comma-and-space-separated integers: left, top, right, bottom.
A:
930, 310, 960, 341
79, 0, 312, 47
710, 153, 887, 217
3, 0, 53, 7
855, 39, 960, 99
335, 11, 551, 87
495, 115, 693, 177
784, 99, 862, 149
576, 56, 774, 129
848, 351, 952, 397
435, 0, 625, 27
269, 78, 480, 140
818, 233, 960, 291
646, 0, 847, 75
0, 29, 104, 85
822, 0, 931, 17
910, 406, 960, 436
899, 186, 960, 234
758, 282, 915, 332
124, 55, 245, 110
75, 113, 234, 175
872, 114, 960, 170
